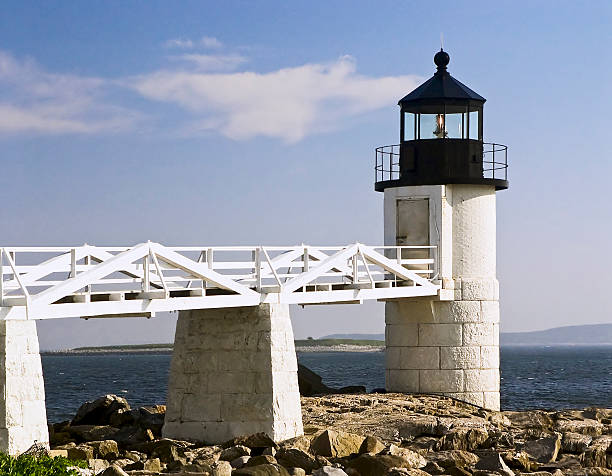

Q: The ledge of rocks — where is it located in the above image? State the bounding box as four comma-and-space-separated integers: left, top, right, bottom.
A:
48, 392, 612, 476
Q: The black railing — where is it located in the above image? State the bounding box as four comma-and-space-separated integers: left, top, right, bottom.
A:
374, 142, 508, 184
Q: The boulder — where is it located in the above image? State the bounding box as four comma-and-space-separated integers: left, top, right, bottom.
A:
124, 457, 162, 472
220, 444, 251, 461
99, 465, 128, 476
398, 415, 441, 438
556, 419, 604, 436
279, 435, 311, 453
233, 463, 291, 476
562, 432, 593, 453
579, 435, 612, 468
134, 405, 166, 435
426, 450, 480, 469
298, 364, 334, 396
88, 440, 119, 460
504, 411, 554, 432
67, 444, 94, 461
386, 444, 427, 468
474, 453, 515, 476
310, 430, 365, 457
436, 427, 489, 451
312, 467, 348, 475
347, 454, 419, 476
523, 434, 562, 463
72, 395, 130, 426
231, 455, 252, 469
358, 435, 385, 455
386, 469, 431, 476
287, 469, 306, 476
227, 432, 278, 450
87, 459, 109, 473
246, 455, 277, 467
276, 448, 322, 472
210, 460, 233, 476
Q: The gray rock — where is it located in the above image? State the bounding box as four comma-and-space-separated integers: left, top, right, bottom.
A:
287, 468, 306, 476
561, 431, 593, 453
358, 435, 385, 454
233, 463, 291, 475
211, 460, 232, 476
67, 444, 94, 461
312, 466, 348, 475
475, 453, 514, 476
98, 465, 128, 476
231, 455, 252, 469
72, 395, 130, 426
245, 455, 277, 467
220, 444, 251, 461
436, 427, 489, 451
523, 434, 562, 463
88, 440, 118, 460
386, 444, 427, 468
347, 454, 421, 476
276, 447, 322, 472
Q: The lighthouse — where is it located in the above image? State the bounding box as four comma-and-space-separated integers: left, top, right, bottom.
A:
376, 49, 508, 410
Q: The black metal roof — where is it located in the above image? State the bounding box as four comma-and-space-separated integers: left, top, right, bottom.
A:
399, 49, 485, 107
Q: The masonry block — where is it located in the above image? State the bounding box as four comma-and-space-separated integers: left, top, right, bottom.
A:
163, 304, 303, 443
419, 323, 462, 346
440, 346, 481, 369
386, 369, 419, 392
433, 301, 481, 323
462, 323, 496, 346
398, 347, 440, 370
420, 369, 464, 393
461, 278, 498, 301
385, 323, 419, 346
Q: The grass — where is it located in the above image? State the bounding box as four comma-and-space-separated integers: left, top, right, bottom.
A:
294, 338, 384, 347
0, 453, 86, 476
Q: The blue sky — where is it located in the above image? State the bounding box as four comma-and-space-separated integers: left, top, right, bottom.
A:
1, 1, 611, 349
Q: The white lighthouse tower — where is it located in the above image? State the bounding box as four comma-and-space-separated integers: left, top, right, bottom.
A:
375, 49, 508, 410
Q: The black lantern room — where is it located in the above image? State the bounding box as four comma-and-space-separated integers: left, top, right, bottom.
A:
375, 49, 508, 191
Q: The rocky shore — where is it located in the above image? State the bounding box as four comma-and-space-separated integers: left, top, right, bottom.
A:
47, 390, 612, 476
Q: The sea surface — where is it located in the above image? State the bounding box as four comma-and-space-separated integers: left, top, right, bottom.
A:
42, 346, 612, 423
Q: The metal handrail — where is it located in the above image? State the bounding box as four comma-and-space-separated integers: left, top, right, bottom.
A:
375, 142, 508, 183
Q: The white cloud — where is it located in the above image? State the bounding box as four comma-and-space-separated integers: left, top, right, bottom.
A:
130, 56, 421, 142
200, 36, 222, 49
164, 38, 194, 49
171, 54, 247, 72
164, 36, 223, 50
0, 51, 138, 134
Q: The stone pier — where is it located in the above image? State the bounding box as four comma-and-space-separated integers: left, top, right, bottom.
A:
0, 320, 49, 454
163, 304, 304, 443
384, 184, 501, 410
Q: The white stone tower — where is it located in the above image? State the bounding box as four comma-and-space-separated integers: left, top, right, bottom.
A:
375, 49, 508, 410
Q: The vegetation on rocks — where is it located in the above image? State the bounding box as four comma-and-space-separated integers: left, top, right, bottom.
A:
0, 453, 86, 476
47, 390, 612, 475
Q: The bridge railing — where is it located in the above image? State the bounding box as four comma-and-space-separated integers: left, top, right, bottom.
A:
0, 243, 438, 317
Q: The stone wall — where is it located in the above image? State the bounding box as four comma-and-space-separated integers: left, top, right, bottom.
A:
0, 320, 49, 454
384, 184, 500, 410
163, 304, 304, 443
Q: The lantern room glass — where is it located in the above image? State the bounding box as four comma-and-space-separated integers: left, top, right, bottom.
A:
402, 108, 482, 141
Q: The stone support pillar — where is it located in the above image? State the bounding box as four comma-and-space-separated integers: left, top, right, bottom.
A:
163, 304, 303, 443
0, 320, 49, 454
384, 184, 501, 410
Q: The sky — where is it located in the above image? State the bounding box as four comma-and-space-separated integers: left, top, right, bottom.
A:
1, 1, 611, 349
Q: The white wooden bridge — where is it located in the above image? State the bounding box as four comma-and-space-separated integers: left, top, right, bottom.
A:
0, 242, 440, 320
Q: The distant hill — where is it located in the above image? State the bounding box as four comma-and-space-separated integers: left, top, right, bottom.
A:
321, 333, 385, 340
500, 324, 612, 345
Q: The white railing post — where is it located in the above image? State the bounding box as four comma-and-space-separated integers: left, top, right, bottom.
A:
70, 248, 76, 278
352, 253, 358, 283
255, 248, 262, 292
142, 255, 150, 292
0, 248, 4, 307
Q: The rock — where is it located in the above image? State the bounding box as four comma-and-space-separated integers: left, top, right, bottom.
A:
67, 444, 94, 461
298, 364, 334, 396
246, 455, 278, 466
279, 435, 311, 453
562, 432, 593, 453
113, 425, 155, 447
231, 455, 252, 468
504, 411, 554, 432
579, 435, 612, 468
233, 463, 291, 475
210, 460, 233, 476
220, 444, 251, 461
310, 430, 365, 457
421, 460, 448, 474
124, 457, 162, 472
69, 425, 120, 442
276, 448, 322, 472
556, 419, 604, 436
427, 450, 480, 469
386, 444, 427, 468
475, 453, 515, 476
358, 435, 385, 454
398, 415, 441, 438
87, 458, 110, 473
347, 454, 419, 476
523, 434, 562, 463
72, 395, 131, 426
134, 405, 166, 436
226, 432, 278, 450
436, 427, 489, 451
99, 465, 128, 476
88, 440, 119, 460
48, 449, 68, 458
337, 385, 367, 394
312, 467, 348, 475
287, 468, 306, 476
263, 446, 277, 456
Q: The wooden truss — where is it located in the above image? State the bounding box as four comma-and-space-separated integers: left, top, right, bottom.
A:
0, 242, 440, 320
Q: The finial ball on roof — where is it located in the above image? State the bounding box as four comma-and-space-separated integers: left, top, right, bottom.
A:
434, 49, 450, 69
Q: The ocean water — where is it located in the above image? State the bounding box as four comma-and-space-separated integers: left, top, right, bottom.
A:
41, 346, 612, 423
